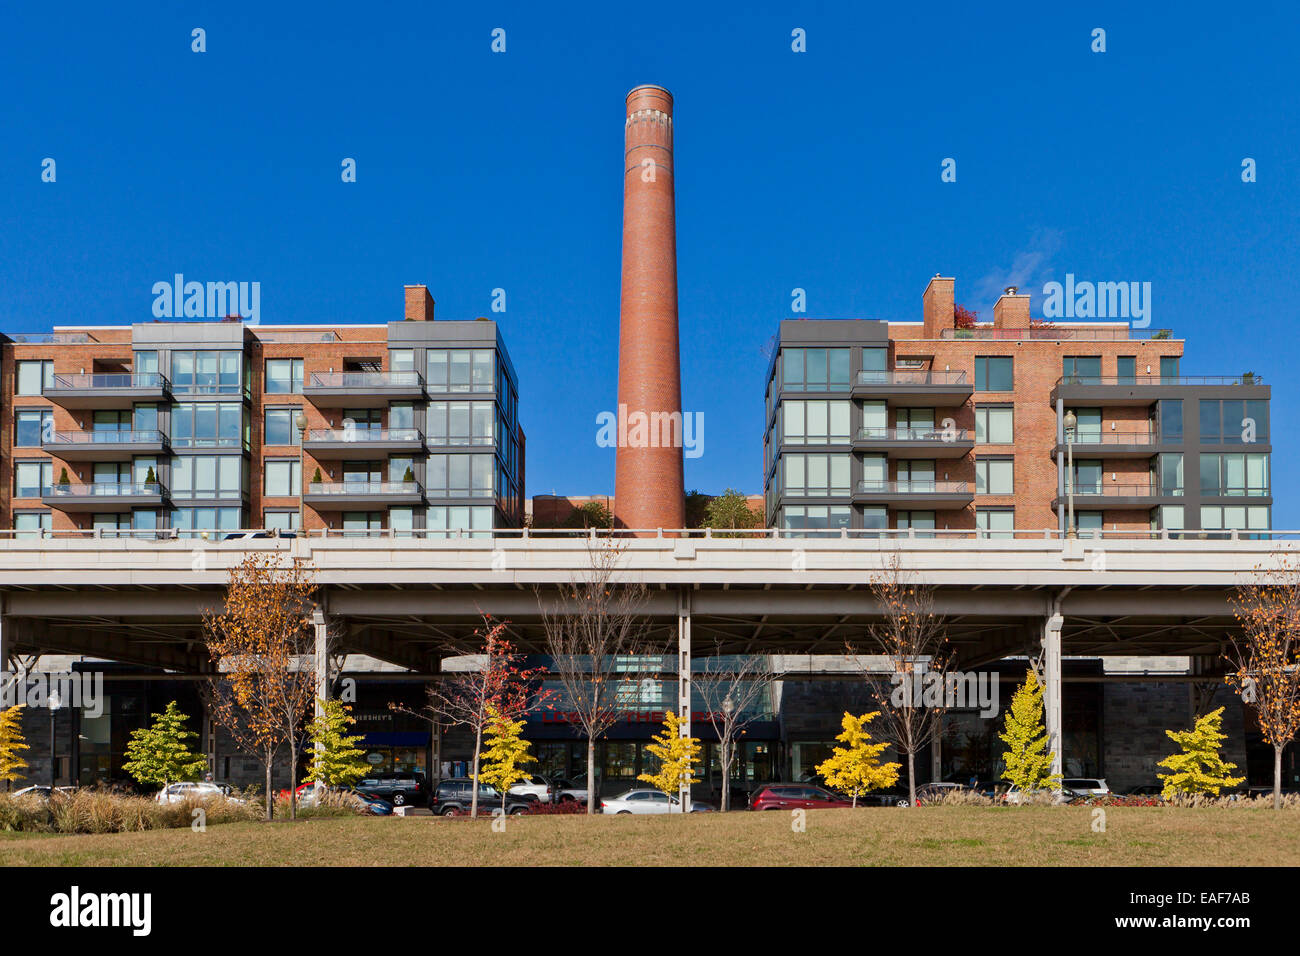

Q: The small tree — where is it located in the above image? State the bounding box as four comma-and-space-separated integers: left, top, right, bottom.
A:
121, 701, 208, 791
815, 711, 900, 807
303, 699, 369, 789
637, 710, 700, 810
0, 704, 30, 789
478, 704, 537, 813
998, 669, 1062, 795
401, 465, 415, 484
692, 648, 782, 810
559, 501, 613, 530
57, 467, 71, 487
144, 466, 157, 486
1157, 707, 1245, 800
311, 467, 323, 485
702, 489, 763, 536
953, 304, 979, 329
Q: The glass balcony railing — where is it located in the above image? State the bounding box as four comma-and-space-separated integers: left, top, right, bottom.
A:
46, 482, 165, 497
306, 481, 423, 496
45, 429, 168, 446
47, 373, 169, 391
305, 428, 423, 443
1062, 430, 1156, 445
941, 328, 1176, 341
1056, 374, 1261, 387
856, 480, 972, 495
307, 371, 424, 389
1066, 481, 1168, 497
856, 426, 972, 443
855, 370, 969, 386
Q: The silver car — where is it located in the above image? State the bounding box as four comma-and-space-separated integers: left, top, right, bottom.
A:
155, 781, 242, 804
600, 789, 714, 814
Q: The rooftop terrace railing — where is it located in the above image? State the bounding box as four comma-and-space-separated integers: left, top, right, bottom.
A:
6, 332, 98, 344
855, 370, 970, 386
940, 327, 1176, 341
1056, 374, 1262, 387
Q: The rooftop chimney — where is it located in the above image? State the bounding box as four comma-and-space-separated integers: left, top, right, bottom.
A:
614, 85, 685, 532
404, 285, 435, 321
993, 286, 1030, 329
922, 275, 955, 337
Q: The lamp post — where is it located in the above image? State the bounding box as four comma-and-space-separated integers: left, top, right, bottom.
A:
1063, 409, 1077, 539
295, 412, 308, 533
48, 689, 62, 788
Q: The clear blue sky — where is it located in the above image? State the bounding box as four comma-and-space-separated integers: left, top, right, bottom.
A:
3, 2, 1297, 522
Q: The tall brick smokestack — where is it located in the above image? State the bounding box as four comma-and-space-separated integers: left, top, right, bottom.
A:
615, 84, 686, 531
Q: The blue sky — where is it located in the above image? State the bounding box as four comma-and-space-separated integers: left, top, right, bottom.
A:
3, 2, 1297, 522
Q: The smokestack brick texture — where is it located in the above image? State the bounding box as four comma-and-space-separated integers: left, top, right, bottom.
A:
922, 275, 955, 337
404, 285, 435, 321
615, 85, 686, 530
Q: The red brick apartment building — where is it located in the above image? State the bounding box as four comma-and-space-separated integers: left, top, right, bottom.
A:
763, 276, 1271, 536
0, 285, 524, 536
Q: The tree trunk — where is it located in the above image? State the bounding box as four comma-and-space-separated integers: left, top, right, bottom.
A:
1275, 745, 1283, 811
288, 739, 298, 820
470, 724, 483, 819
264, 757, 273, 821
586, 738, 596, 815
720, 739, 731, 813
907, 750, 916, 807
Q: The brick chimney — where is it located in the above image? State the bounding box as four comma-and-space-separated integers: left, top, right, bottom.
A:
614, 84, 685, 532
404, 285, 435, 321
993, 286, 1030, 329
922, 275, 955, 337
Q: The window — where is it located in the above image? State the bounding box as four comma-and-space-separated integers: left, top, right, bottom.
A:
1159, 356, 1180, 381
974, 406, 1013, 444
1071, 460, 1103, 495
15, 409, 53, 447
974, 356, 1013, 392
390, 507, 415, 536
389, 350, 415, 372
426, 454, 495, 497
896, 511, 935, 537
1201, 505, 1270, 536
1158, 400, 1183, 443
1200, 399, 1270, 445
976, 508, 1014, 539
857, 348, 887, 383
896, 460, 935, 491
1075, 512, 1104, 535
92, 513, 132, 537
975, 458, 1014, 495
860, 454, 886, 489
860, 507, 888, 532
171, 455, 243, 499
859, 401, 887, 437
14, 461, 53, 498
1200, 454, 1269, 497
264, 459, 302, 497
264, 407, 301, 446
427, 349, 495, 393
427, 505, 494, 538
1117, 356, 1136, 383
782, 400, 851, 445
1158, 453, 1184, 496
265, 358, 304, 394
1071, 408, 1102, 443
427, 401, 496, 446
264, 511, 299, 532
16, 360, 53, 396
1154, 505, 1184, 533
781, 348, 850, 391
172, 507, 241, 536
1062, 356, 1101, 383
172, 403, 244, 448
14, 512, 51, 539
781, 453, 851, 497
781, 505, 851, 533
171, 351, 242, 394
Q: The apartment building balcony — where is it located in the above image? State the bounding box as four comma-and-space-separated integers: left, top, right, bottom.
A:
1051, 480, 1176, 509
1050, 374, 1266, 407
1052, 429, 1157, 460
302, 428, 425, 460
303, 371, 425, 407
302, 480, 424, 508
853, 426, 973, 458
42, 482, 167, 512
852, 479, 974, 508
41, 429, 171, 461
43, 373, 171, 409
851, 370, 972, 407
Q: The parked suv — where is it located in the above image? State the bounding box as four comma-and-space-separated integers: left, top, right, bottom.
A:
431, 778, 532, 816
749, 784, 855, 811
1062, 778, 1111, 798
353, 771, 427, 807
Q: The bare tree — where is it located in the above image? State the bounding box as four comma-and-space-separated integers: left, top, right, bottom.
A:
847, 552, 952, 806
692, 646, 782, 811
1229, 555, 1300, 810
538, 538, 661, 814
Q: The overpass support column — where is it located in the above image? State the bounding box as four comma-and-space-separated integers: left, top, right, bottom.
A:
431, 656, 443, 781
677, 588, 692, 813
1042, 609, 1064, 782
312, 608, 329, 719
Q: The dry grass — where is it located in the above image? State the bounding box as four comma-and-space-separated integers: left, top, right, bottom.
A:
1, 805, 1298, 866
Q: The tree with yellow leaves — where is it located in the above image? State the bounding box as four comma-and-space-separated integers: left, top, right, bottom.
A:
638, 710, 701, 810
1157, 707, 1244, 800
815, 711, 900, 807
477, 704, 537, 814
998, 669, 1062, 795
0, 704, 29, 789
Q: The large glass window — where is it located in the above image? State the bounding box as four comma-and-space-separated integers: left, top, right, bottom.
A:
975, 458, 1014, 495
14, 461, 53, 498
427, 401, 496, 446
171, 455, 243, 499
781, 348, 850, 391
1071, 459, 1103, 495
1062, 356, 1101, 383
264, 510, 299, 532
264, 407, 301, 446
172, 403, 244, 448
1201, 505, 1270, 536
427, 349, 495, 393
16, 360, 53, 396
171, 351, 242, 394
426, 454, 494, 497
427, 505, 494, 538
976, 508, 1014, 539
1200, 399, 1270, 445
264, 459, 301, 497
14, 512, 52, 539
1159, 356, 1180, 380
859, 401, 887, 437
1071, 408, 1102, 443
1200, 454, 1269, 497
781, 505, 851, 534
1158, 453, 1184, 496
1116, 356, 1136, 383
265, 358, 304, 394
974, 356, 1013, 392
1158, 400, 1183, 443
172, 507, 241, 536
974, 406, 1013, 444
15, 409, 53, 447
782, 400, 851, 445
782, 453, 850, 496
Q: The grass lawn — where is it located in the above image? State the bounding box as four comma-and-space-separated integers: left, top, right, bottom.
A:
1, 806, 1297, 866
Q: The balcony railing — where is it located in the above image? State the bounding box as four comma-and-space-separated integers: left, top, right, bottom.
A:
48, 373, 169, 390
855, 370, 969, 386
1056, 375, 1262, 387
307, 372, 424, 389
1063, 430, 1156, 445
856, 480, 972, 495
47, 482, 165, 497
306, 481, 423, 496
1067, 481, 1170, 497
941, 328, 1176, 341
857, 427, 972, 443
45, 429, 168, 446
306, 428, 423, 443
6, 332, 97, 344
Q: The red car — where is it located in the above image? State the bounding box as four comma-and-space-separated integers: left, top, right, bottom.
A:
749, 783, 855, 811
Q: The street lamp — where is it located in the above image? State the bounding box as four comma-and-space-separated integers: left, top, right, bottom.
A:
295, 412, 308, 534
47, 689, 62, 788
1063, 409, 1077, 539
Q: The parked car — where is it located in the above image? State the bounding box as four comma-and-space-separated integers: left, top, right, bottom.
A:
431, 778, 532, 816
1125, 784, 1165, 797
223, 530, 296, 540
343, 788, 394, 815
600, 789, 715, 814
550, 777, 589, 805
749, 783, 854, 811
509, 773, 558, 804
12, 785, 76, 801
1062, 777, 1111, 798
912, 782, 971, 805
155, 781, 242, 804
1002, 785, 1079, 806
353, 771, 427, 807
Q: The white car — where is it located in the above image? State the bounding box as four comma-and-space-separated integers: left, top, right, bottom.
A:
551, 777, 589, 805
509, 773, 558, 804
600, 789, 715, 814
1003, 785, 1076, 806
1063, 777, 1111, 798
155, 781, 242, 804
